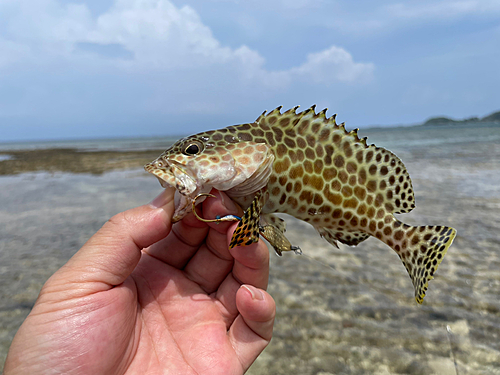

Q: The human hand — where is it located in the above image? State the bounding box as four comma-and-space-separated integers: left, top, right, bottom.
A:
4, 188, 275, 374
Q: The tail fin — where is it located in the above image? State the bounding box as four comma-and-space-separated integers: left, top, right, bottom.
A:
392, 223, 457, 304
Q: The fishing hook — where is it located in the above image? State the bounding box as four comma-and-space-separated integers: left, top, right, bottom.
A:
191, 193, 242, 223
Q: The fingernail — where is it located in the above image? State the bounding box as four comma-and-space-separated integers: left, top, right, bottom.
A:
149, 188, 175, 208
241, 285, 264, 301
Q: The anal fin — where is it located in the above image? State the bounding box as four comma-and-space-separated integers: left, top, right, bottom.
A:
317, 227, 370, 248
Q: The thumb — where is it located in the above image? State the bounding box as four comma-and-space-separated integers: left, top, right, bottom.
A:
53, 188, 175, 292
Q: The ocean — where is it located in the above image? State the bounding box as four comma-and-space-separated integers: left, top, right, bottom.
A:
1, 122, 499, 374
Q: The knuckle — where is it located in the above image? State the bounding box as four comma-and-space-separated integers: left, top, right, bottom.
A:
107, 210, 134, 229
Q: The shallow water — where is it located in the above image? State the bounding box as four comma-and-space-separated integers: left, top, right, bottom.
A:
1, 123, 499, 374
0, 135, 180, 152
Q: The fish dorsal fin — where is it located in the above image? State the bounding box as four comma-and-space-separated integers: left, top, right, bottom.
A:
256, 105, 363, 141
254, 109, 268, 123
256, 106, 416, 215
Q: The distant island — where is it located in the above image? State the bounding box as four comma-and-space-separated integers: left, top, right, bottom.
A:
422, 110, 500, 126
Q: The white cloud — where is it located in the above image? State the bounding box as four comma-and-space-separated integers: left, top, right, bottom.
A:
0, 0, 373, 84
199, 0, 323, 9
88, 0, 229, 68
305, 0, 500, 37
387, 0, 500, 20
0, 0, 376, 138
290, 46, 374, 84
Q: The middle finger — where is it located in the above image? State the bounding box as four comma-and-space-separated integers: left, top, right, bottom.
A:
182, 190, 245, 293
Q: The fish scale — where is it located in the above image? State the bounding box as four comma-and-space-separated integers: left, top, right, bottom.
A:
145, 106, 457, 304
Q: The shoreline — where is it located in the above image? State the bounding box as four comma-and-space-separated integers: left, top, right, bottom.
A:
0, 148, 166, 176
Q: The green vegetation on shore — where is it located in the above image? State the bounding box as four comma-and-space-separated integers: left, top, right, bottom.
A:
422, 110, 500, 126
0, 148, 165, 176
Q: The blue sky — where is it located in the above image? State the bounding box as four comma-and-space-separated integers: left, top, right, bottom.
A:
1, 0, 499, 141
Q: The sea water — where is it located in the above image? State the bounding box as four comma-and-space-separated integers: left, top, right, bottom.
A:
1, 122, 499, 374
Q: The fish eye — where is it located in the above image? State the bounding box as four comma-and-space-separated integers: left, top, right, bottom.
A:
183, 141, 203, 156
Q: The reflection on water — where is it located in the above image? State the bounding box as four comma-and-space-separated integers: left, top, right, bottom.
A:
1, 123, 499, 374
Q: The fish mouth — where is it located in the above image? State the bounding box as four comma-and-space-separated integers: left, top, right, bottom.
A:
145, 160, 194, 190
144, 160, 204, 222
144, 162, 171, 187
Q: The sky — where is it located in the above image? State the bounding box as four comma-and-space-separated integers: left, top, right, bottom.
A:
0, 0, 499, 141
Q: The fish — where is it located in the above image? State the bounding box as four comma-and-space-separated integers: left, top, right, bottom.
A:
144, 106, 457, 304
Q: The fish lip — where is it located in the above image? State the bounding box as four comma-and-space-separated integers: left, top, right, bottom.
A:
144, 159, 204, 221
144, 162, 174, 188
145, 159, 197, 190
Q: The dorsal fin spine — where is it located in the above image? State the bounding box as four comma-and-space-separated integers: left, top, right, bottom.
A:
255, 110, 267, 123
348, 128, 360, 140
269, 106, 282, 116
326, 115, 337, 125
259, 106, 372, 150
317, 111, 326, 121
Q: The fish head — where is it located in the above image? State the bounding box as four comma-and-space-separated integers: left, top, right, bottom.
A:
145, 129, 273, 221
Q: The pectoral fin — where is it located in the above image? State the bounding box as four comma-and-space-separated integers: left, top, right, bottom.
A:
229, 191, 264, 249
229, 192, 302, 255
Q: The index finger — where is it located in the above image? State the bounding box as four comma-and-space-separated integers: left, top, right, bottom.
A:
144, 190, 243, 269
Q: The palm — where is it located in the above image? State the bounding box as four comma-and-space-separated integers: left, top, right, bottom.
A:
71, 261, 254, 374
130, 265, 246, 374
5, 190, 274, 375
